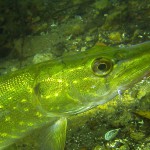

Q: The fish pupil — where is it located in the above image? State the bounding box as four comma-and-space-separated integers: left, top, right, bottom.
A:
98, 63, 107, 71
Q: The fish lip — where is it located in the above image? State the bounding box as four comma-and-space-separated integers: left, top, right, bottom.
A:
144, 70, 150, 78
91, 70, 150, 108
127, 70, 150, 89
117, 71, 150, 97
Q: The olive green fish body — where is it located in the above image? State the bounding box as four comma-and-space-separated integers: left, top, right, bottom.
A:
0, 69, 51, 148
0, 42, 150, 149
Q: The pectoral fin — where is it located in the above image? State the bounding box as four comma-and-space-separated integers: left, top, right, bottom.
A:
40, 117, 67, 150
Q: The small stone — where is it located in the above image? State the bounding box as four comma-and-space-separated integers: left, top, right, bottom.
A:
81, 47, 86, 52
33, 53, 52, 64
11, 67, 18, 72
109, 32, 122, 42
85, 36, 92, 42
105, 128, 120, 141
130, 132, 145, 141
93, 145, 102, 150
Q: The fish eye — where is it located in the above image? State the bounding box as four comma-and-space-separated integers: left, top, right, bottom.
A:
91, 58, 113, 76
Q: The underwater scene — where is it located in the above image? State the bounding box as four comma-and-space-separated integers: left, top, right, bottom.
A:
0, 0, 150, 150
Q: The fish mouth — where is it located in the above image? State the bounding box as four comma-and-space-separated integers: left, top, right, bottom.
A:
122, 70, 150, 91
61, 70, 150, 116
91, 69, 150, 108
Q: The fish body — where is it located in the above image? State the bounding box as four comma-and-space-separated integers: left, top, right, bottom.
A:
0, 42, 150, 149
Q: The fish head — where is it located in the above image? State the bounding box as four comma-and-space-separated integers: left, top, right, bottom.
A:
61, 42, 150, 113
36, 42, 150, 115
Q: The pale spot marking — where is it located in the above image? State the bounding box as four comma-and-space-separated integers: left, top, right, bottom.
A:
24, 108, 29, 112
5, 116, 10, 122
57, 79, 63, 83
35, 112, 42, 118
21, 99, 27, 103
19, 121, 25, 126
73, 80, 78, 84
0, 105, 4, 109
0, 133, 8, 137
54, 93, 59, 97
28, 122, 34, 127
8, 97, 12, 100
45, 95, 51, 99
13, 107, 17, 110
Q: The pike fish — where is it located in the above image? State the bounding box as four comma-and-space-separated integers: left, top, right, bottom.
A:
0, 42, 150, 149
